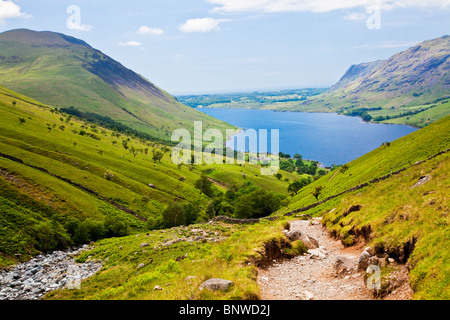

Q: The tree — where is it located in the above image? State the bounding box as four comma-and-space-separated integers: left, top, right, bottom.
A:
341, 164, 349, 174
12, 101, 17, 107
288, 177, 312, 195
18, 117, 26, 125
195, 175, 215, 197
312, 186, 324, 201
288, 181, 304, 195
152, 150, 163, 163
275, 173, 283, 180
122, 139, 129, 150
162, 203, 185, 228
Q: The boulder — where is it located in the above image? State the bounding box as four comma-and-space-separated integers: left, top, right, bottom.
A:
285, 230, 302, 242
358, 250, 372, 270
335, 256, 355, 273
199, 278, 234, 292
307, 249, 326, 260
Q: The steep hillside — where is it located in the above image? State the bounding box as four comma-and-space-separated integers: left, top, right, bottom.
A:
0, 29, 233, 140
0, 85, 296, 267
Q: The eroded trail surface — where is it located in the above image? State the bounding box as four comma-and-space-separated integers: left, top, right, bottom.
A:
258, 219, 374, 300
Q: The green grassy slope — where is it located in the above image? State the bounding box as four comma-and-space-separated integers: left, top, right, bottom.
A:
42, 115, 449, 301
0, 86, 296, 267
322, 152, 449, 299
46, 149, 449, 301
0, 29, 233, 140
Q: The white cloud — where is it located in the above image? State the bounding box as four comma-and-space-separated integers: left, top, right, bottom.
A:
343, 12, 366, 20
179, 17, 229, 33
0, 0, 30, 23
206, 0, 450, 13
137, 26, 164, 35
119, 40, 143, 47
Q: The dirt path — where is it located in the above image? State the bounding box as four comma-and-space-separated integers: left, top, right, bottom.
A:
257, 219, 374, 300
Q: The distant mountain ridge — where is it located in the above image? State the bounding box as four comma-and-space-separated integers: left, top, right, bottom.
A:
324, 35, 450, 107
0, 29, 232, 140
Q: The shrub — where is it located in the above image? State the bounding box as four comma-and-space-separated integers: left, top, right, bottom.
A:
104, 171, 115, 181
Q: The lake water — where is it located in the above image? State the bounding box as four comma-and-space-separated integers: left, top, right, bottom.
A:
198, 108, 417, 167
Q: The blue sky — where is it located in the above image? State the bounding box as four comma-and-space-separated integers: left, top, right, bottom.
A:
1, 0, 449, 94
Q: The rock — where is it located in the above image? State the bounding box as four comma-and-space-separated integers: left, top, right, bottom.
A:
412, 175, 431, 188
335, 256, 355, 273
148, 184, 156, 189
307, 249, 326, 260
358, 250, 372, 270
140, 243, 150, 248
364, 247, 375, 256
285, 230, 302, 242
388, 258, 395, 264
137, 263, 145, 269
298, 234, 319, 250
153, 285, 162, 291
199, 278, 234, 292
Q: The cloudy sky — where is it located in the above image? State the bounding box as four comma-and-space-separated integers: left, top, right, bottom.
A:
1, 0, 449, 94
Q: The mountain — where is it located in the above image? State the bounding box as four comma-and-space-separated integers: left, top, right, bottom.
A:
327, 35, 450, 105
300, 35, 450, 127
0, 29, 232, 140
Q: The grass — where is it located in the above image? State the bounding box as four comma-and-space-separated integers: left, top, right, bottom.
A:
45, 218, 299, 300
0, 85, 299, 267
321, 152, 449, 299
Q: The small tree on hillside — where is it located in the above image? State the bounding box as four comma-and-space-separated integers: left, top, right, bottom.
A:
195, 174, 215, 197
312, 186, 324, 201
152, 150, 163, 163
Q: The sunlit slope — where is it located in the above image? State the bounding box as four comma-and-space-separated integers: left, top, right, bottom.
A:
0, 86, 294, 267
0, 29, 234, 141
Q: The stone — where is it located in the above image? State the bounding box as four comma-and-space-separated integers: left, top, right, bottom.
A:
153, 285, 162, 291
137, 263, 145, 269
140, 243, 150, 248
298, 236, 314, 249
199, 278, 234, 292
308, 249, 326, 260
358, 250, 372, 271
284, 230, 302, 242
335, 256, 355, 273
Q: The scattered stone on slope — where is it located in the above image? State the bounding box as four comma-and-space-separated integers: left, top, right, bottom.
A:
199, 278, 234, 292
0, 245, 101, 300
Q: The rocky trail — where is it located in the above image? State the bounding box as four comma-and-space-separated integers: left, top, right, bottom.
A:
257, 218, 412, 300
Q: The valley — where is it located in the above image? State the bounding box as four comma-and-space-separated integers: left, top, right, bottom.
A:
0, 27, 448, 303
